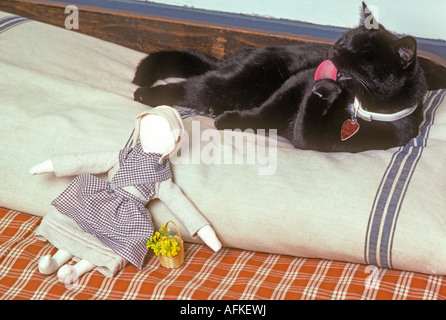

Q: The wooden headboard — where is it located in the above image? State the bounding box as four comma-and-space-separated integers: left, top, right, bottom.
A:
0, 0, 337, 59
2, 0, 446, 89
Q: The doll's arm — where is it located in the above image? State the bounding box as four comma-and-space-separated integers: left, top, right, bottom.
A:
30, 151, 119, 177
157, 179, 222, 252
30, 159, 54, 175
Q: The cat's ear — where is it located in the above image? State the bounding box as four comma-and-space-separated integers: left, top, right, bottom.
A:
360, 2, 369, 22
392, 36, 417, 69
360, 2, 379, 30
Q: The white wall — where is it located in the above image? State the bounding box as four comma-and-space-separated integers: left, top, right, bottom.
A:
136, 0, 446, 41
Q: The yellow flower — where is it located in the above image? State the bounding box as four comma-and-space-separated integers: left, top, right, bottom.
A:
146, 225, 181, 257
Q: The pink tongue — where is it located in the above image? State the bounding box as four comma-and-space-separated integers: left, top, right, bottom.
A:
314, 59, 338, 81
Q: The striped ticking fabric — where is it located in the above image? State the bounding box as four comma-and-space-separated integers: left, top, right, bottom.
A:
364, 90, 446, 269
0, 15, 29, 34
1, 208, 446, 300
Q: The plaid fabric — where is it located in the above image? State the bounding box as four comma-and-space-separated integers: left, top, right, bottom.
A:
0, 208, 445, 300
51, 143, 171, 269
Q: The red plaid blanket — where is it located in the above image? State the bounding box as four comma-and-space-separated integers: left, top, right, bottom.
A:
0, 208, 444, 300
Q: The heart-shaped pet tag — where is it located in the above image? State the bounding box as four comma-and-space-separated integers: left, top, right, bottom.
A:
341, 118, 360, 141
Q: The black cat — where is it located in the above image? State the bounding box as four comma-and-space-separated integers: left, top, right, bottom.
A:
133, 3, 427, 152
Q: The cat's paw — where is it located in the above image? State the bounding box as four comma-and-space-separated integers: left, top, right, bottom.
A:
214, 111, 242, 130
133, 87, 152, 105
134, 84, 182, 107
209, 106, 226, 117
312, 79, 342, 104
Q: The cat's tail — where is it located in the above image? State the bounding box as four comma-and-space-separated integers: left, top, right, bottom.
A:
132, 49, 219, 87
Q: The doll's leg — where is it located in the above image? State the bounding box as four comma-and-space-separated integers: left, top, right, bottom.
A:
38, 249, 74, 275
57, 259, 96, 284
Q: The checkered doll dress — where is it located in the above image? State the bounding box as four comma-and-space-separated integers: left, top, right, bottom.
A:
51, 142, 172, 269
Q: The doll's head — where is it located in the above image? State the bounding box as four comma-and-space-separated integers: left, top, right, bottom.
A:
139, 115, 175, 154
135, 105, 185, 163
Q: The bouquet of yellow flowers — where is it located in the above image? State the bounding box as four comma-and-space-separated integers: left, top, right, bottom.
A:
146, 221, 184, 268
146, 225, 180, 257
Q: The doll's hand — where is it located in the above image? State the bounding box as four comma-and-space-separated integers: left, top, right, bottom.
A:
29, 159, 55, 175
197, 225, 222, 252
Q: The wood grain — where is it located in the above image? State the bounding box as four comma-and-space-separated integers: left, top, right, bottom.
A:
0, 0, 334, 59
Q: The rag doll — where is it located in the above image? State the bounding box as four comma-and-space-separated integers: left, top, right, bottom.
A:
132, 3, 428, 153
30, 105, 221, 283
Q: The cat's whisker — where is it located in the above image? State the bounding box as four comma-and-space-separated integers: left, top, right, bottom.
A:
350, 70, 373, 99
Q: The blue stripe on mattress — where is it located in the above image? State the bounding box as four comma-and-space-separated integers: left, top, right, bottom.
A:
174, 106, 213, 120
364, 90, 446, 268
0, 15, 29, 34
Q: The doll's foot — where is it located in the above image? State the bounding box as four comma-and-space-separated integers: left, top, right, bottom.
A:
57, 265, 78, 284
57, 259, 96, 284
38, 249, 74, 275
38, 255, 59, 275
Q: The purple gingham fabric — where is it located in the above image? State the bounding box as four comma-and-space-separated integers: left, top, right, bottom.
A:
51, 142, 172, 269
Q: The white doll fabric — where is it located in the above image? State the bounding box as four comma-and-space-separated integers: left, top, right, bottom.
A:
36, 208, 128, 277
133, 105, 186, 163
50, 143, 171, 269
35, 106, 210, 276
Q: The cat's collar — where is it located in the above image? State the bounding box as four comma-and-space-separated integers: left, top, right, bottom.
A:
351, 97, 418, 122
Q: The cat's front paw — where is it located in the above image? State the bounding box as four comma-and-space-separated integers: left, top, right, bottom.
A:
312, 79, 342, 104
134, 87, 151, 105
214, 111, 242, 130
